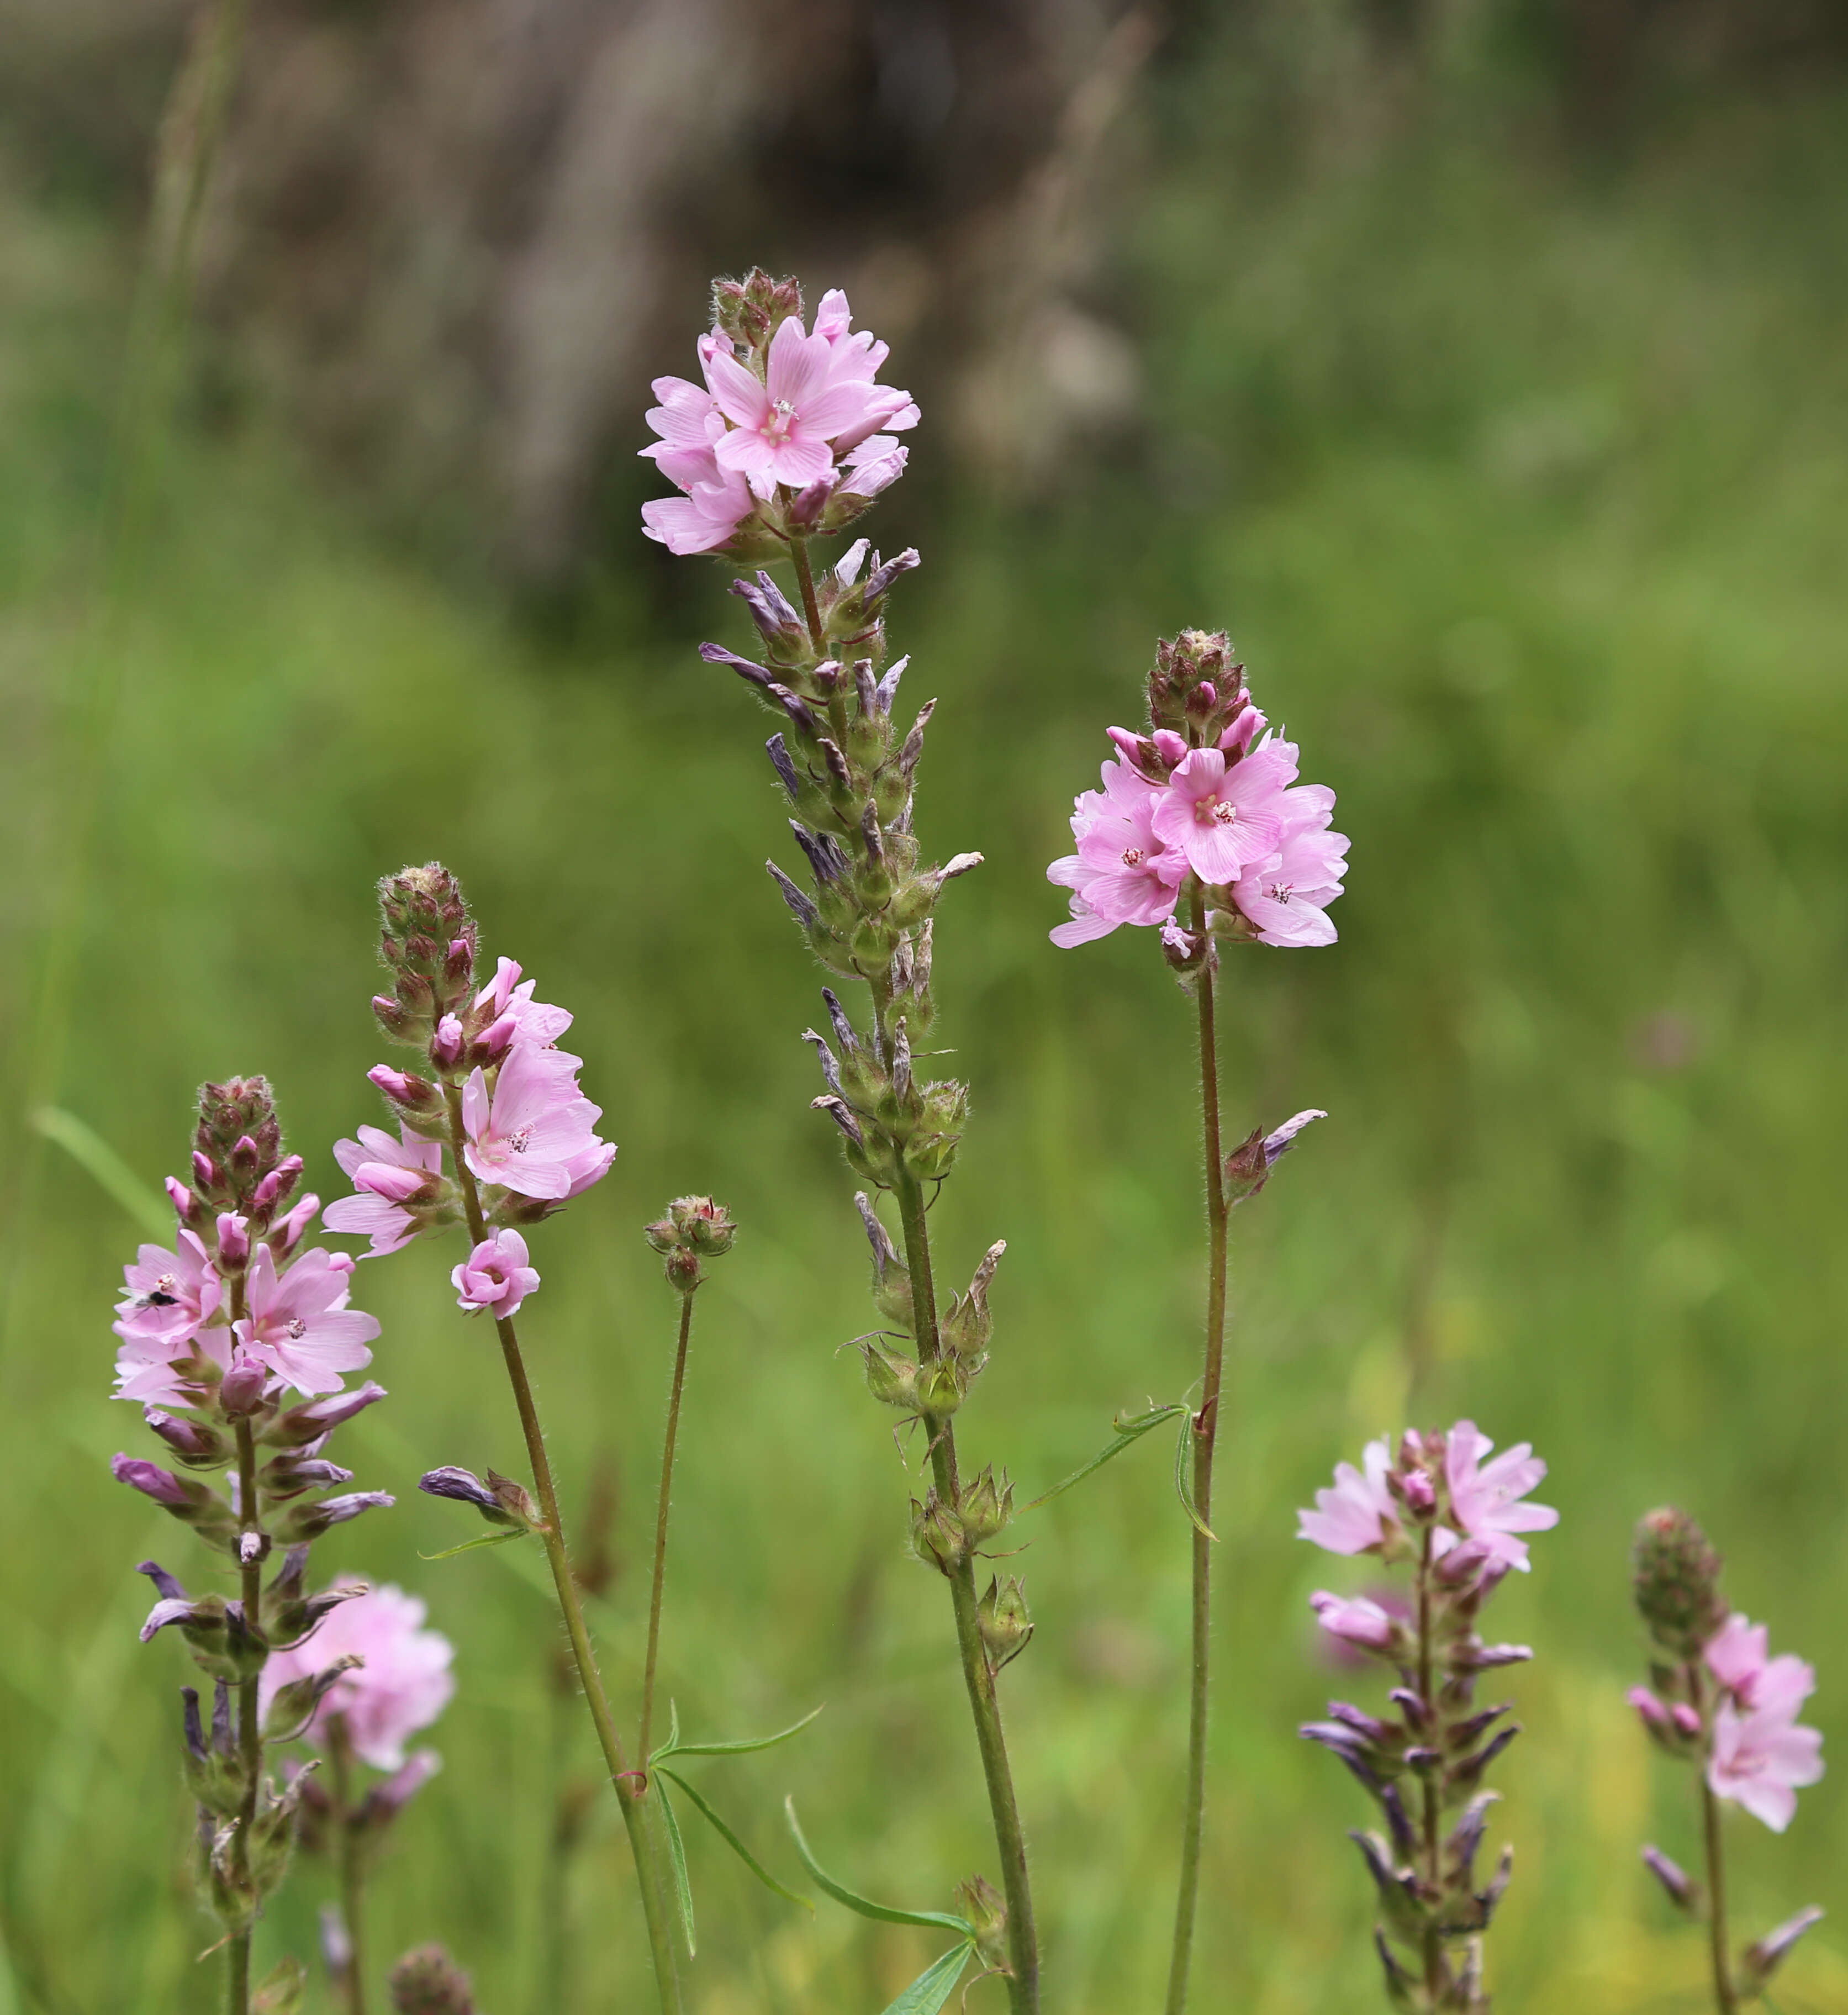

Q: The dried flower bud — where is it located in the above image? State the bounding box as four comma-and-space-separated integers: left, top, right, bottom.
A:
941, 1241, 1004, 1367
858, 1338, 919, 1412
389, 1944, 476, 2015
1633, 1507, 1726, 1658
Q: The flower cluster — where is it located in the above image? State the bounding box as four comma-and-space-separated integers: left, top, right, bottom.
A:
641, 270, 917, 557
1297, 1423, 1557, 2011
324, 866, 615, 1275
1628, 1508, 1824, 1995
110, 1078, 397, 1947
1047, 630, 1348, 953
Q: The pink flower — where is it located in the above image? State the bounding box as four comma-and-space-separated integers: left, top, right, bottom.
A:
325, 1125, 445, 1257
261, 1584, 455, 1771
705, 314, 886, 494
1709, 1694, 1825, 1832
811, 289, 920, 451
1629, 1685, 1673, 1734
1440, 1421, 1558, 1573
641, 464, 756, 557
1298, 1438, 1399, 1555
452, 1230, 540, 1320
1149, 743, 1293, 885
1310, 1590, 1399, 1652
1231, 786, 1350, 948
1047, 756, 1187, 947
460, 1045, 613, 1201
113, 1230, 221, 1347
473, 957, 573, 1048
234, 1246, 381, 1397
1707, 1614, 1818, 1719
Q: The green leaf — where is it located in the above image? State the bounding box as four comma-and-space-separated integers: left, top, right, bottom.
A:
878, 1942, 976, 2015
1021, 1404, 1191, 1513
653, 1701, 823, 1762
32, 1107, 172, 1239
1173, 1412, 1217, 1543
416, 1528, 530, 1563
784, 1800, 974, 1934
656, 1775, 696, 1956
657, 1768, 811, 1911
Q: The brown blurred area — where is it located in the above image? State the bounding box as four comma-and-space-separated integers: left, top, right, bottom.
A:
7, 0, 1848, 583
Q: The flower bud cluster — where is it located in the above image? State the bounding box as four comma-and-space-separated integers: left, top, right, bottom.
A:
111, 1079, 402, 1939
1625, 1507, 1824, 1992
389, 1944, 477, 2015
1297, 1423, 1559, 2009
644, 1194, 737, 1293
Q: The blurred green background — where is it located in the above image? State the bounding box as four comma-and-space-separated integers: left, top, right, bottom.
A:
3, 4, 1847, 2011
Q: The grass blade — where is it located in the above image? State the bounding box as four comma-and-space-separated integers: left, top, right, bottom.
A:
657, 1767, 811, 1911
784, 1800, 973, 1933
31, 1107, 171, 1239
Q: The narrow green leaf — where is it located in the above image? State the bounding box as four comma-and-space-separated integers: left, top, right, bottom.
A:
32, 1107, 171, 1239
1172, 1413, 1217, 1542
879, 1942, 976, 2015
663, 1698, 681, 1759
654, 1701, 823, 1762
784, 1800, 974, 1934
1021, 1404, 1191, 1513
657, 1768, 811, 1911
416, 1528, 530, 1563
656, 1775, 696, 1956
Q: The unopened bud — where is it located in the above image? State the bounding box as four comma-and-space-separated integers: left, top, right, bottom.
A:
954, 1874, 1010, 1971
143, 1408, 226, 1467
216, 1214, 250, 1266
1634, 1507, 1726, 1658
368, 1066, 444, 1119
220, 1354, 270, 1416
915, 1354, 967, 1418
978, 1576, 1033, 1671
389, 1944, 476, 2015
419, 1465, 538, 1531
276, 1490, 394, 1543
1640, 1844, 1700, 1913
643, 1196, 737, 1291
430, 1016, 464, 1069
1743, 1905, 1825, 1987
910, 1492, 967, 1575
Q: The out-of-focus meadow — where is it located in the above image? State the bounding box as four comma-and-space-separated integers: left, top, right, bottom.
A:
3, 6, 1848, 2010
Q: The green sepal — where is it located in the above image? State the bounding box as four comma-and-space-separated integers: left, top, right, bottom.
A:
784, 1800, 974, 1934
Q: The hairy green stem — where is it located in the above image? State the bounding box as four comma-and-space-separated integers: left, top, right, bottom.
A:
441, 1086, 684, 2015
229, 1272, 260, 2015
1418, 1528, 1442, 2001
893, 1167, 1040, 2015
328, 1719, 368, 2015
639, 1289, 696, 1768
1164, 882, 1229, 2015
788, 534, 826, 649
1696, 1668, 1737, 2014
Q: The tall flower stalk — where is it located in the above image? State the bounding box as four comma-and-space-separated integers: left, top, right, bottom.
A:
646, 268, 1041, 2008
329, 869, 690, 2013
1628, 1507, 1826, 2011
1297, 1422, 1557, 2007
108, 1077, 396, 2012
1045, 627, 1346, 2009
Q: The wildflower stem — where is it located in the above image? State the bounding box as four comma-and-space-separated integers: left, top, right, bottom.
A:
638, 1288, 696, 1768
440, 1085, 684, 2015
328, 1719, 369, 2015
892, 1165, 1041, 2015
788, 535, 825, 651
1164, 882, 1229, 2015
1696, 1667, 1738, 2014
229, 1270, 261, 2015
1418, 1527, 1443, 2001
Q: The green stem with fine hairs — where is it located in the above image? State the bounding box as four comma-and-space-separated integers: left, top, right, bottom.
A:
1164, 882, 1229, 2015
328, 1719, 369, 2015
893, 1167, 1041, 2015
441, 1086, 685, 2015
638, 1288, 696, 1769
229, 1271, 261, 2015
1418, 1528, 1443, 2002
1694, 1667, 1738, 2014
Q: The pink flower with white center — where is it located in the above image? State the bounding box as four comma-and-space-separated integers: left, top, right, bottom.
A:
1150, 743, 1293, 885
1309, 1590, 1399, 1653
113, 1230, 221, 1347
234, 1245, 381, 1397
1440, 1421, 1558, 1573
1707, 1615, 1818, 1719
452, 1230, 540, 1320
112, 1323, 236, 1407
325, 1124, 445, 1257
1047, 756, 1186, 947
473, 957, 574, 1048
460, 1045, 613, 1201
1231, 791, 1351, 948
1298, 1438, 1400, 1555
1709, 1691, 1825, 1833
261, 1584, 454, 1771
704, 314, 883, 494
